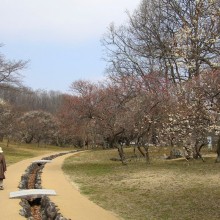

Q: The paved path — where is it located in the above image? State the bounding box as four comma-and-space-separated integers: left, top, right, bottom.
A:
42, 151, 120, 220
0, 151, 120, 220
0, 153, 53, 220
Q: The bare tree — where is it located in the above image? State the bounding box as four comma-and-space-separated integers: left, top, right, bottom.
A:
0, 47, 27, 87
102, 0, 220, 83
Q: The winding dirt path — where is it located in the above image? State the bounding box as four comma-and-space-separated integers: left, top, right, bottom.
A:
0, 153, 53, 220
42, 151, 120, 220
0, 151, 120, 220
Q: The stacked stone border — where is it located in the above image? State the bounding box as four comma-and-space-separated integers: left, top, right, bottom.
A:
18, 150, 79, 220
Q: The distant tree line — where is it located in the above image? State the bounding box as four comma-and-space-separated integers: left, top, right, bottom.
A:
0, 86, 63, 114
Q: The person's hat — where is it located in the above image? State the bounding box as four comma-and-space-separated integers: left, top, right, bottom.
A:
0, 147, 3, 153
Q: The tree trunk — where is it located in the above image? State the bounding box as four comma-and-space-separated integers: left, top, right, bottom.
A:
82, 139, 86, 149
117, 144, 126, 165
137, 145, 150, 163
37, 138, 41, 147
0, 134, 4, 142
193, 141, 205, 162
6, 138, 10, 147
143, 146, 150, 164
215, 136, 220, 163
25, 135, 34, 144
137, 145, 145, 157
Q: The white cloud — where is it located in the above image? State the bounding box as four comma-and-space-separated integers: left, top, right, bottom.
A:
0, 0, 139, 43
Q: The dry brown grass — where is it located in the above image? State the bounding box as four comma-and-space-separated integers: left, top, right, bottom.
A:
63, 147, 220, 220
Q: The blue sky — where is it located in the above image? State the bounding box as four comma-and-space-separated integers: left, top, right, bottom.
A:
0, 0, 140, 93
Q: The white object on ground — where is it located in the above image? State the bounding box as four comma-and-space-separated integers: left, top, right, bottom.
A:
9, 189, 56, 199
32, 160, 52, 164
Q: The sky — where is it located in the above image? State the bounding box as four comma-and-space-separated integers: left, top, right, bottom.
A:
0, 0, 140, 93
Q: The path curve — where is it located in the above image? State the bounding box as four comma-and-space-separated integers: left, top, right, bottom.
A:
0, 151, 120, 220
42, 151, 120, 220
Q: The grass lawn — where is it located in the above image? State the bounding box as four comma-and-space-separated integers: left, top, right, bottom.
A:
62, 147, 220, 220
0, 141, 73, 166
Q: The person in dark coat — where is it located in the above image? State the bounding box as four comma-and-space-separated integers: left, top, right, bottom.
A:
0, 147, 6, 190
